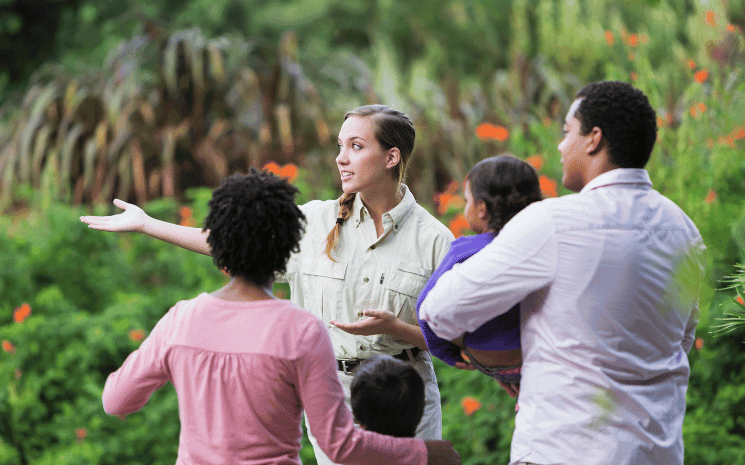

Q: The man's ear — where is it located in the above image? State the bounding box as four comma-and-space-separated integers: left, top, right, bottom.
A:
586, 127, 604, 156
386, 147, 401, 170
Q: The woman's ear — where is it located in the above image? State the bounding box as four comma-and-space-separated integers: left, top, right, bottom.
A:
385, 147, 401, 170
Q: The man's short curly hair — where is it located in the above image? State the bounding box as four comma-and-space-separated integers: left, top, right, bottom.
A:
575, 81, 657, 168
203, 168, 305, 288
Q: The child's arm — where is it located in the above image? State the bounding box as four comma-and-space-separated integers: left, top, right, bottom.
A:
81, 199, 212, 256
102, 312, 171, 416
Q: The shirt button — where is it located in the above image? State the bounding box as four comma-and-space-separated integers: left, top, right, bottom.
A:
359, 344, 366, 351
363, 277, 369, 283
370, 245, 376, 250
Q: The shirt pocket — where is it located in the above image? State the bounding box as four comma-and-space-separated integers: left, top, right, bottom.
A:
384, 262, 430, 325
299, 258, 347, 322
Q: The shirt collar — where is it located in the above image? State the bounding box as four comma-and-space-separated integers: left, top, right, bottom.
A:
580, 168, 652, 193
352, 184, 416, 233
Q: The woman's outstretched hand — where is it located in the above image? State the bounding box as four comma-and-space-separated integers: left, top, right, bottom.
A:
80, 199, 149, 233
329, 309, 398, 336
424, 440, 461, 465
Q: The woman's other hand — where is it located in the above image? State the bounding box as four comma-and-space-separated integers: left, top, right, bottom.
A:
329, 309, 398, 336
80, 199, 149, 233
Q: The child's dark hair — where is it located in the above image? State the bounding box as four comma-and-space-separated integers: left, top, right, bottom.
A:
350, 355, 424, 438
203, 168, 305, 288
467, 154, 543, 233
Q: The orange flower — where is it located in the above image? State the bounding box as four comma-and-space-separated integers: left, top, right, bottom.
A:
627, 34, 639, 47
75, 428, 87, 440
705, 10, 717, 26
461, 396, 482, 416
604, 30, 614, 46
731, 127, 745, 141
539, 175, 558, 198
694, 338, 704, 350
686, 59, 696, 69
129, 329, 146, 343
179, 216, 197, 227
279, 164, 299, 182
630, 72, 638, 81
656, 116, 666, 128
448, 214, 470, 238
179, 206, 192, 221
727, 24, 737, 32
475, 123, 509, 142
13, 303, 31, 324
694, 69, 709, 83
525, 155, 544, 171
689, 103, 706, 118
2, 340, 14, 353
263, 161, 281, 176
263, 162, 298, 182
705, 190, 716, 204
737, 296, 744, 305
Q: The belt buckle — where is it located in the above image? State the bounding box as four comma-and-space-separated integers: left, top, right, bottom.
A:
340, 359, 355, 375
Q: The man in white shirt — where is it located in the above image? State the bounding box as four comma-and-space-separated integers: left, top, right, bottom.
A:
419, 81, 705, 465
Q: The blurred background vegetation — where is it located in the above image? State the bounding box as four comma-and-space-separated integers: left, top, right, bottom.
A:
1, 0, 745, 463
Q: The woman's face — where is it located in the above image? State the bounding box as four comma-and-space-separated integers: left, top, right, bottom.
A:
336, 116, 398, 196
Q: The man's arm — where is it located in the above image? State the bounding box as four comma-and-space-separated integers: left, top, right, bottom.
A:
419, 203, 557, 341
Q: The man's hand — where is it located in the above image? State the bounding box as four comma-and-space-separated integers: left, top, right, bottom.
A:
329, 309, 398, 336
424, 440, 461, 465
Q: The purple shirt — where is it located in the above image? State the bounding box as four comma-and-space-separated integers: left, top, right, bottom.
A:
417, 232, 520, 366
103, 293, 427, 465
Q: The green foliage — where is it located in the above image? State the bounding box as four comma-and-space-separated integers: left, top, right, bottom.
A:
1, 0, 745, 463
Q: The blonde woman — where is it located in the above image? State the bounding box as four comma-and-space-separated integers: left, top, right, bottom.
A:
81, 104, 454, 465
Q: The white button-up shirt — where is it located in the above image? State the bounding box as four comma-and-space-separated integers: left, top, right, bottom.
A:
419, 169, 705, 465
278, 185, 454, 359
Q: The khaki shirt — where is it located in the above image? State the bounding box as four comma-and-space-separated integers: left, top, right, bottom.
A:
277, 185, 454, 359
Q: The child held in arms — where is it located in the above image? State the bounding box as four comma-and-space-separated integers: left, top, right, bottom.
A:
418, 155, 542, 396
102, 169, 460, 465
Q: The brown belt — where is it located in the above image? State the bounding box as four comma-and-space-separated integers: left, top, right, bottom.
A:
337, 347, 421, 374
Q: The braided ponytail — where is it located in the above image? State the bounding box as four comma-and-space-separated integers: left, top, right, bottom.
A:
324, 192, 357, 261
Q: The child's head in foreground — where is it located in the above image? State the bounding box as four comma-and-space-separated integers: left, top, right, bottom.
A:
203, 168, 306, 287
464, 154, 543, 234
350, 355, 425, 438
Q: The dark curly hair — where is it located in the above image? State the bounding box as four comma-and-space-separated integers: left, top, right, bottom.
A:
203, 168, 305, 288
467, 154, 543, 233
350, 355, 424, 438
575, 81, 658, 168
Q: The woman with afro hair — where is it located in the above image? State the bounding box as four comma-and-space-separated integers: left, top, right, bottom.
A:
100, 169, 460, 465
83, 105, 456, 464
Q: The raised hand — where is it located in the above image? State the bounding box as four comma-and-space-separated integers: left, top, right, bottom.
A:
80, 199, 149, 233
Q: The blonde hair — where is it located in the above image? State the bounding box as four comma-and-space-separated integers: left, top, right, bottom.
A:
324, 105, 415, 261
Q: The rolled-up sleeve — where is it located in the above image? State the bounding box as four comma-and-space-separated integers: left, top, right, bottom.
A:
102, 313, 171, 416
419, 202, 557, 341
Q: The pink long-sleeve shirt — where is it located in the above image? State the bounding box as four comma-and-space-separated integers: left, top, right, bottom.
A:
103, 293, 428, 465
